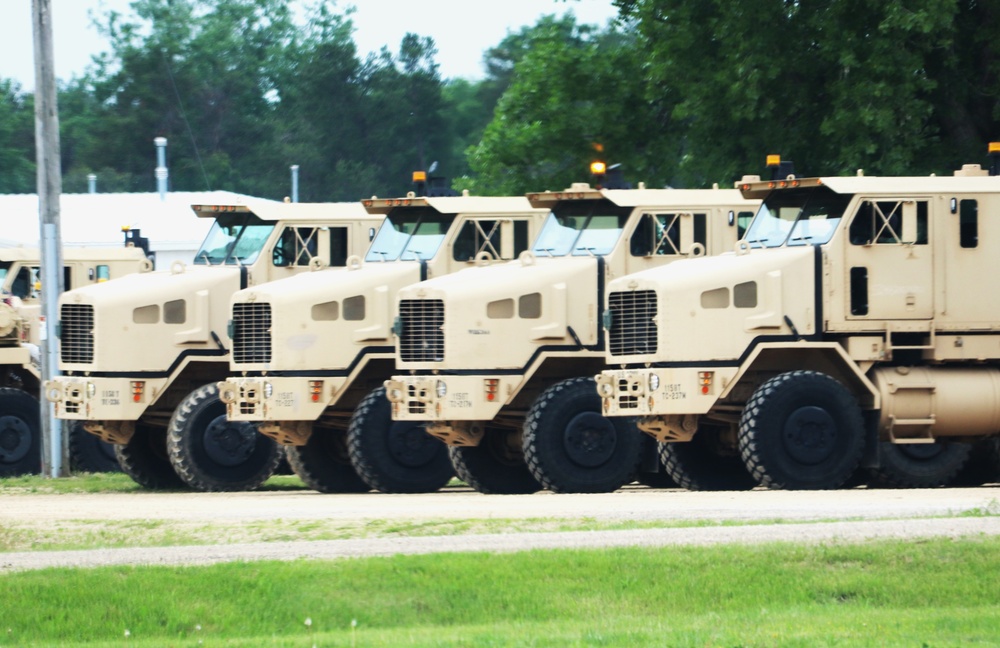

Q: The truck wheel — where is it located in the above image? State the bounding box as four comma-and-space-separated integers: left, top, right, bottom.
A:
115, 423, 186, 489
660, 425, 756, 491
449, 427, 542, 494
951, 438, 1000, 486
738, 371, 864, 490
0, 388, 40, 476
347, 386, 453, 493
167, 384, 282, 492
523, 377, 643, 493
68, 421, 121, 473
868, 441, 971, 489
633, 434, 677, 488
286, 430, 370, 493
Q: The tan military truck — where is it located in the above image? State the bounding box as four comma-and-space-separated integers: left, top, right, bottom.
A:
383, 185, 759, 493
217, 195, 547, 493
596, 151, 1000, 491
0, 245, 152, 476
44, 200, 382, 491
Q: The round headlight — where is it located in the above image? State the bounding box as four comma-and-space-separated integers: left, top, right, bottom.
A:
436, 380, 447, 398
648, 373, 660, 391
390, 388, 403, 401
263, 382, 273, 398
599, 382, 614, 397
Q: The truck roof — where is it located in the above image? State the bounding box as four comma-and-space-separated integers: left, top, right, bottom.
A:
362, 195, 542, 215
527, 185, 756, 209
0, 246, 147, 262
191, 199, 372, 222
738, 166, 1000, 199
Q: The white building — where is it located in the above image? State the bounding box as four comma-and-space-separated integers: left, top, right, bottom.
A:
0, 191, 269, 268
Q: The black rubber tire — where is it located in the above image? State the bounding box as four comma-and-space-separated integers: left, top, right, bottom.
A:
167, 384, 282, 492
68, 421, 121, 473
347, 386, 454, 493
449, 427, 542, 495
274, 447, 293, 475
0, 388, 41, 476
660, 425, 757, 491
738, 371, 865, 490
286, 429, 370, 493
951, 438, 1000, 486
633, 433, 677, 489
523, 377, 643, 493
867, 441, 971, 489
115, 423, 186, 489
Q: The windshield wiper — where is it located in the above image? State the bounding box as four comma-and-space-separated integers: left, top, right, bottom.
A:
575, 246, 597, 257
534, 247, 556, 258
198, 250, 212, 265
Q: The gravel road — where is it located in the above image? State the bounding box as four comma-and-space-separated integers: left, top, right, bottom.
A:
3, 485, 999, 572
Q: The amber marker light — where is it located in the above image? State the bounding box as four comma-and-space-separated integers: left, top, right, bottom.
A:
766, 154, 781, 167
590, 161, 607, 175
698, 372, 713, 395
989, 142, 1000, 154
484, 378, 499, 402
130, 381, 144, 403
412, 170, 427, 182
308, 380, 323, 403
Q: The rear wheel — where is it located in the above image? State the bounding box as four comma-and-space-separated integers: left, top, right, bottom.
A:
167, 384, 282, 492
347, 387, 453, 493
68, 421, 121, 473
660, 424, 756, 491
868, 441, 971, 489
450, 427, 542, 495
286, 429, 370, 493
951, 438, 1000, 486
738, 371, 864, 490
115, 423, 185, 489
523, 377, 643, 493
0, 388, 40, 477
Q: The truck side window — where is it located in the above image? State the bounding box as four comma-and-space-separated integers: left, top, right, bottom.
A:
737, 211, 755, 239
631, 213, 704, 256
513, 220, 529, 257
849, 200, 928, 245
273, 227, 320, 267
960, 199, 978, 248
452, 220, 501, 261
329, 227, 348, 266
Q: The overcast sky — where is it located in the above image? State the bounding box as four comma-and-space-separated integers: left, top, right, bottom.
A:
3, 0, 620, 90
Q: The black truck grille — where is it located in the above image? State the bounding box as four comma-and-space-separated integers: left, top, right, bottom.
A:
608, 290, 658, 356
60, 304, 94, 364
232, 303, 271, 364
399, 299, 444, 362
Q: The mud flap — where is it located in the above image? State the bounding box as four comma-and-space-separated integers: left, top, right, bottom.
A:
861, 409, 881, 469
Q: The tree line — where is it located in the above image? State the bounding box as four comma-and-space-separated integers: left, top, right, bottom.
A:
1, 0, 997, 200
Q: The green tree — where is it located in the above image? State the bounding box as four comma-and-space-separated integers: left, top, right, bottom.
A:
613, 0, 977, 183
80, 0, 299, 194
467, 15, 673, 195
0, 80, 36, 193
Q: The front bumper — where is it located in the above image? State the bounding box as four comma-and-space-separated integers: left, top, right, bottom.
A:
596, 367, 739, 417
384, 374, 518, 422
44, 376, 169, 420
217, 376, 348, 422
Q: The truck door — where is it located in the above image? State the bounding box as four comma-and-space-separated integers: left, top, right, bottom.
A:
844, 198, 932, 320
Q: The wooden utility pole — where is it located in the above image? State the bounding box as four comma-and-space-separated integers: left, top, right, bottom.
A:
32, 0, 67, 477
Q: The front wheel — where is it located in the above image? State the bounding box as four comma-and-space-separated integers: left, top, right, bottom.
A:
660, 424, 756, 491
738, 371, 864, 490
115, 423, 186, 489
0, 388, 40, 477
347, 387, 453, 493
523, 377, 643, 493
69, 421, 122, 473
450, 426, 542, 495
167, 384, 282, 492
286, 428, 370, 493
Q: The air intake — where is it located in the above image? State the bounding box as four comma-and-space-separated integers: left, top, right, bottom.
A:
608, 290, 658, 356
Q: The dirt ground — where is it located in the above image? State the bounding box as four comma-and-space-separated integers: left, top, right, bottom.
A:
3, 484, 999, 571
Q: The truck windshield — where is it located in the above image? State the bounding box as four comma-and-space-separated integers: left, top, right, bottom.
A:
532, 200, 630, 257
193, 216, 276, 265
744, 187, 852, 248
364, 207, 453, 262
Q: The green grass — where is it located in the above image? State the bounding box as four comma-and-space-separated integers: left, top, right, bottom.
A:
0, 472, 309, 493
1, 538, 999, 646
